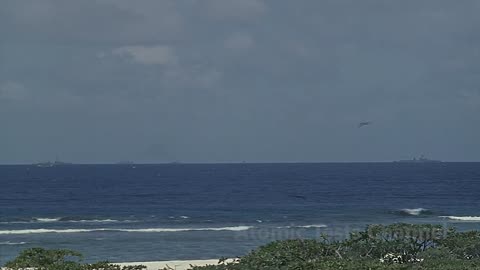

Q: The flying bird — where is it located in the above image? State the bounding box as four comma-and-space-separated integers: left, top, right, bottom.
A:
358, 121, 372, 128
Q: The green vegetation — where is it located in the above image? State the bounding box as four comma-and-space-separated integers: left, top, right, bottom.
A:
3, 224, 480, 269
194, 224, 480, 270
3, 248, 146, 270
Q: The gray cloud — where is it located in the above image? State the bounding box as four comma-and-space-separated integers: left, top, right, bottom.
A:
1, 0, 479, 163
203, 0, 267, 21
224, 32, 255, 51
0, 82, 28, 101
110, 45, 178, 65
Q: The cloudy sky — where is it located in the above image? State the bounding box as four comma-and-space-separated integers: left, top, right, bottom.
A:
1, 0, 479, 163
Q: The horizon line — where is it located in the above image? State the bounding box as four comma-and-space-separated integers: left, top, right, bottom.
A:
1, 161, 479, 166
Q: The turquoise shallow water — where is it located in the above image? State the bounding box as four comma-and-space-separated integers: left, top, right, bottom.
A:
1, 163, 479, 264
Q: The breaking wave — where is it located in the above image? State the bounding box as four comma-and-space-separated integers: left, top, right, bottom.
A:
278, 224, 328, 229
440, 216, 480, 222
0, 226, 253, 235
396, 208, 432, 216
35, 218, 62, 222
0, 241, 27, 245
67, 219, 128, 223
296, 224, 328, 228
0, 217, 132, 224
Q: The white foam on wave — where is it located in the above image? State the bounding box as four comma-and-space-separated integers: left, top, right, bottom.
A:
118, 226, 252, 232
0, 229, 95, 235
0, 241, 27, 245
278, 224, 328, 229
0, 226, 253, 235
0, 218, 133, 224
440, 216, 480, 222
68, 219, 128, 223
400, 208, 429, 216
296, 224, 328, 228
0, 221, 29, 224
34, 217, 62, 222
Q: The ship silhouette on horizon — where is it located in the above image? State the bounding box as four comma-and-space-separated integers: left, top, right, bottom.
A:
395, 155, 442, 163
34, 156, 73, 167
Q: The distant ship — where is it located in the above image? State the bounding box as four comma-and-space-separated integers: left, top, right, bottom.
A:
34, 161, 73, 167
115, 161, 135, 165
34, 162, 54, 168
34, 156, 73, 167
169, 161, 182, 164
395, 155, 442, 163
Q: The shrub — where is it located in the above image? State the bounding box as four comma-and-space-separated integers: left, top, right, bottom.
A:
4, 247, 83, 270
237, 239, 338, 269
4, 248, 147, 270
439, 229, 480, 259
344, 223, 444, 259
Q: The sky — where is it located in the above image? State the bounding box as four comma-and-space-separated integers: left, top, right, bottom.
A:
1, 0, 479, 164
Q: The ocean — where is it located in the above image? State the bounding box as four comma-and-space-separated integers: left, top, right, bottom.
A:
1, 163, 479, 264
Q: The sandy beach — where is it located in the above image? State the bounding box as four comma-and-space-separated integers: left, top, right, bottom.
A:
119, 259, 231, 270
0, 260, 227, 270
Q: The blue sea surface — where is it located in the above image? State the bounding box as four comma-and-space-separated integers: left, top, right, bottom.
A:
1, 163, 480, 264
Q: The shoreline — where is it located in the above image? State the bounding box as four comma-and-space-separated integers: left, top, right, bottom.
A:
0, 260, 227, 270
118, 259, 233, 270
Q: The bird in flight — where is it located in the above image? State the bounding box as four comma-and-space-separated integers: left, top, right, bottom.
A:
358, 121, 372, 128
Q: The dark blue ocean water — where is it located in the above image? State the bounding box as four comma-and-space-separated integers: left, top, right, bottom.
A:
1, 163, 480, 264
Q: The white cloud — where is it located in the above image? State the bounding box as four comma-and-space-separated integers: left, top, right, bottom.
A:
0, 82, 28, 101
112, 45, 177, 65
224, 32, 255, 50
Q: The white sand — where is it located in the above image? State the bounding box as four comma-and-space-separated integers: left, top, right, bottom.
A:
0, 259, 232, 270
119, 259, 234, 270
